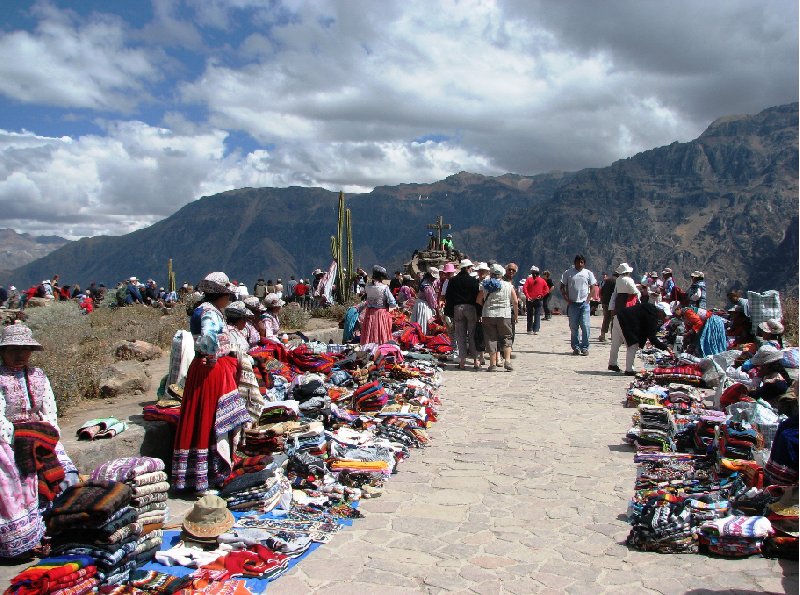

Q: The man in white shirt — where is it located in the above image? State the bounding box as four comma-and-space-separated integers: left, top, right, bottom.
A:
560, 254, 598, 355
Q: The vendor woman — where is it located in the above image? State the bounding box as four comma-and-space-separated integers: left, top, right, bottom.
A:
173, 272, 251, 493
0, 324, 78, 559
359, 265, 397, 345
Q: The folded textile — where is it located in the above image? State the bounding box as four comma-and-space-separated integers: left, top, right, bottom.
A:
55, 539, 138, 569
700, 515, 773, 539
219, 470, 275, 498
46, 482, 133, 533
135, 501, 168, 515
128, 569, 193, 593
131, 482, 170, 498
131, 492, 169, 508
50, 576, 100, 595
90, 457, 165, 483
137, 510, 167, 526
141, 405, 181, 426
77, 418, 127, 441
6, 556, 96, 595
53, 521, 142, 546
128, 471, 168, 487
12, 421, 65, 502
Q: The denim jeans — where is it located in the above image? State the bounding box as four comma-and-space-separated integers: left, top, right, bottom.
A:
567, 301, 590, 351
526, 299, 543, 332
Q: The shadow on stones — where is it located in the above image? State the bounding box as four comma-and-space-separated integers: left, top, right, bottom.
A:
607, 444, 633, 452
685, 591, 769, 594
574, 370, 620, 376
616, 513, 628, 522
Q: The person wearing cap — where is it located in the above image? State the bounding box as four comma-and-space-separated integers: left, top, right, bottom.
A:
607, 301, 672, 374
0, 324, 79, 558
477, 263, 519, 371
411, 269, 439, 334
523, 266, 549, 335
560, 255, 599, 356
444, 260, 480, 369
173, 272, 251, 493
660, 268, 675, 300
442, 233, 454, 252
358, 266, 397, 345
688, 271, 707, 309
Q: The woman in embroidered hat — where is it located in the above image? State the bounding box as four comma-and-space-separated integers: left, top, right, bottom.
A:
0, 324, 79, 559
224, 301, 265, 422
358, 265, 397, 345
262, 293, 286, 341
757, 318, 785, 349
688, 271, 707, 309
173, 273, 251, 493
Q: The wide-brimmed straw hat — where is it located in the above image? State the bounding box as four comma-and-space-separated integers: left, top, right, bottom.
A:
0, 324, 43, 351
182, 495, 235, 539
615, 262, 633, 275
224, 300, 250, 319
751, 345, 784, 366
758, 319, 785, 335
197, 272, 235, 296
264, 293, 285, 308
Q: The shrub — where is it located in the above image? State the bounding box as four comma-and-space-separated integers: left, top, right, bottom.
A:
782, 294, 798, 346
280, 302, 310, 330
23, 302, 187, 413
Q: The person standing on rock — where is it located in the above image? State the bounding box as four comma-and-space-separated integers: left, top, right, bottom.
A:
560, 255, 598, 356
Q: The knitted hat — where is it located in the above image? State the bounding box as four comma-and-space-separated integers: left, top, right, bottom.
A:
197, 272, 235, 295
182, 495, 235, 538
0, 324, 43, 351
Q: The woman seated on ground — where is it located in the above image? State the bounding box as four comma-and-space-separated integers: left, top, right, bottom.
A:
173, 273, 251, 493
411, 270, 438, 335
747, 345, 793, 403
243, 297, 266, 347
0, 324, 79, 559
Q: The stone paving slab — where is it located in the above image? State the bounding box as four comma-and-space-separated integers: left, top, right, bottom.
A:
270, 315, 798, 594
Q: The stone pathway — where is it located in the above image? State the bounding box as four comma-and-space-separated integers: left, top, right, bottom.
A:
272, 315, 798, 594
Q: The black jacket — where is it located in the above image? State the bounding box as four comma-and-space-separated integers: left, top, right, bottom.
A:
443, 270, 479, 317
615, 302, 669, 349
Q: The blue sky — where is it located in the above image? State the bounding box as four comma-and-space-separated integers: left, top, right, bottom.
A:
0, 0, 796, 238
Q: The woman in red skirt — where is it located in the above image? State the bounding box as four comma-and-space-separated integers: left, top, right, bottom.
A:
358, 266, 397, 345
172, 272, 251, 493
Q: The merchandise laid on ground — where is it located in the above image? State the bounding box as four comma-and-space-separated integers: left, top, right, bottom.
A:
623, 338, 798, 560
3, 318, 450, 594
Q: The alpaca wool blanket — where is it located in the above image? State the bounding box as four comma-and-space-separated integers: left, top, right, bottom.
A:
12, 421, 64, 502
46, 481, 132, 533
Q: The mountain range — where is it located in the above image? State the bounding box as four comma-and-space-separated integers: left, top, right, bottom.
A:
0, 229, 70, 281
3, 103, 797, 305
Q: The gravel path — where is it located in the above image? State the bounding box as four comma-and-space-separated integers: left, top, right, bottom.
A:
272, 315, 798, 594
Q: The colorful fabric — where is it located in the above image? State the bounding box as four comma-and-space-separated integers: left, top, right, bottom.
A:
12, 421, 64, 502
46, 481, 133, 533
91, 457, 166, 483
142, 406, 181, 426
172, 356, 250, 492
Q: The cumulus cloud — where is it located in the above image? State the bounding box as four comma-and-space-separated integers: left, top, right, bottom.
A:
0, 0, 796, 238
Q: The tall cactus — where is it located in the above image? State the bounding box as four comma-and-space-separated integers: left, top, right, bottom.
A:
329, 191, 355, 304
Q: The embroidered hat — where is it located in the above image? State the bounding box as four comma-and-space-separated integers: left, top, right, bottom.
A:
0, 324, 43, 351
264, 293, 285, 308
182, 495, 235, 539
372, 265, 387, 276
615, 262, 633, 275
312, 268, 324, 276
224, 300, 250, 319
243, 296, 266, 312
477, 262, 490, 272
690, 271, 704, 279
758, 319, 785, 335
649, 271, 659, 278
442, 263, 456, 274
197, 272, 235, 296
751, 345, 784, 366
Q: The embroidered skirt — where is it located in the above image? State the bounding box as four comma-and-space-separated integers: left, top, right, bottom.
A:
172, 356, 250, 492
0, 442, 44, 558
360, 308, 393, 345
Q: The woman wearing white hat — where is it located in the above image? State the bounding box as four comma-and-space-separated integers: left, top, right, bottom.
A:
0, 324, 79, 558
607, 263, 640, 371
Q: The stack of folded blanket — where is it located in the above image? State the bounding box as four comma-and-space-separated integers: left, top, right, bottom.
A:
90, 457, 170, 533
46, 481, 139, 586
219, 456, 287, 513
88, 457, 168, 572
4, 555, 98, 595
698, 515, 774, 556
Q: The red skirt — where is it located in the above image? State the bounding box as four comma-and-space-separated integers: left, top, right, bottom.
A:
360, 308, 393, 345
172, 356, 250, 491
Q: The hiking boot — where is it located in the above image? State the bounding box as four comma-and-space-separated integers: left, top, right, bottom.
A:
598, 334, 606, 342
504, 362, 514, 371
572, 348, 580, 355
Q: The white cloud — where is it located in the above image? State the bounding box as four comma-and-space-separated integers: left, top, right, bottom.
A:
0, 0, 795, 238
